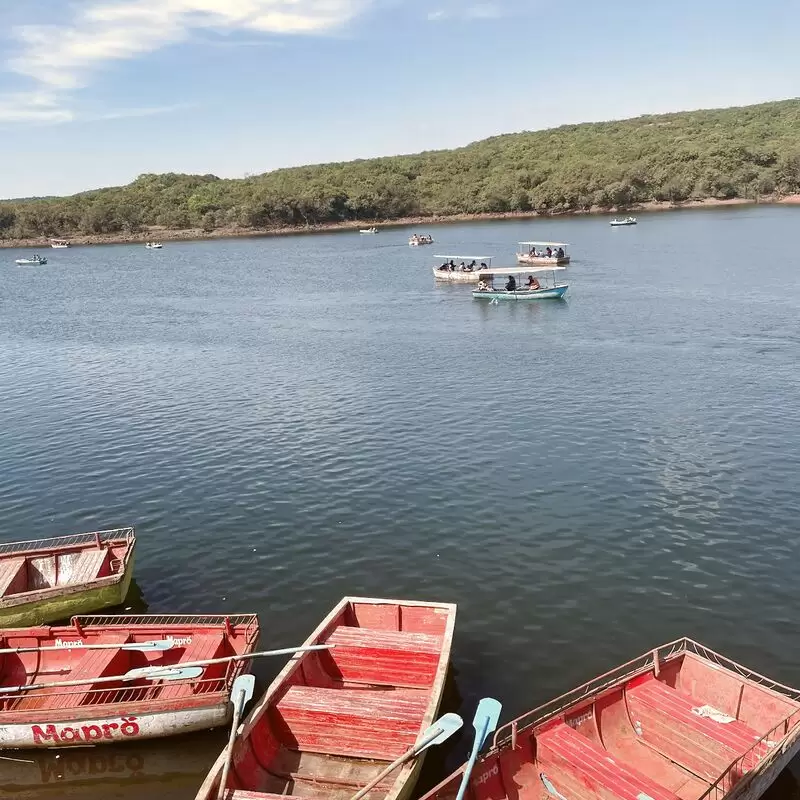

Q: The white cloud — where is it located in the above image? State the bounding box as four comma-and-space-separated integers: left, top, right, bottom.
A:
1, 0, 370, 123
427, 3, 504, 22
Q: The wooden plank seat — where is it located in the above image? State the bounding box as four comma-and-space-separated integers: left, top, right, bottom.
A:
272, 684, 429, 761
15, 634, 130, 711
323, 625, 442, 688
0, 557, 27, 596
158, 632, 226, 700
538, 723, 680, 800
225, 793, 305, 800
68, 548, 108, 585
626, 677, 770, 781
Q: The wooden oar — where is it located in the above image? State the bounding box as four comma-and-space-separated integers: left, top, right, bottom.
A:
349, 713, 463, 800
217, 674, 256, 800
0, 639, 175, 655
454, 699, 502, 800
0, 644, 332, 694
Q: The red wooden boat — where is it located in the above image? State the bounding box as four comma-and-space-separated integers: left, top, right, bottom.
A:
0, 528, 136, 627
195, 596, 457, 800
0, 613, 259, 748
420, 638, 800, 800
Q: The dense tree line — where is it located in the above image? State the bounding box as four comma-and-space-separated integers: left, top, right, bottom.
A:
2, 99, 800, 240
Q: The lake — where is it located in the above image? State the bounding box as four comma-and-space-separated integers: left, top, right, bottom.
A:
1, 205, 800, 799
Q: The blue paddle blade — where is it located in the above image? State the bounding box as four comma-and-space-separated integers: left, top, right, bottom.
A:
473, 697, 502, 748
125, 665, 204, 681
231, 674, 256, 709
414, 712, 464, 753
121, 639, 174, 652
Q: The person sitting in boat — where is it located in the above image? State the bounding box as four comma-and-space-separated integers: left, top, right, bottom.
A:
505, 275, 517, 292
459, 261, 467, 271
438, 261, 449, 271
468, 260, 477, 270
526, 275, 541, 290
529, 247, 537, 256
449, 260, 456, 271
479, 262, 488, 270
545, 247, 553, 258
477, 278, 492, 292
556, 247, 565, 258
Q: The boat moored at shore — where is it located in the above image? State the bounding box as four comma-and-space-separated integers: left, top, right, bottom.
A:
516, 241, 571, 265
474, 266, 568, 300
0, 528, 136, 627
196, 595, 456, 800
419, 638, 800, 800
0, 613, 260, 748
433, 255, 493, 283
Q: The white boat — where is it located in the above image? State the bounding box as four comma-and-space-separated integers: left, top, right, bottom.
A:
15, 255, 47, 266
473, 266, 568, 301
359, 227, 378, 235
433, 255, 493, 283
50, 240, 70, 249
610, 217, 637, 226
409, 234, 434, 246
145, 242, 163, 249
516, 241, 571, 265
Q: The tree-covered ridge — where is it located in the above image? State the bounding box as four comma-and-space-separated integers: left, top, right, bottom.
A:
2, 98, 800, 239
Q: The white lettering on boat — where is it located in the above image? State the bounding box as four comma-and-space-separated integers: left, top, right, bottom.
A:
169, 636, 192, 646
31, 717, 140, 745
565, 710, 592, 729
476, 763, 499, 786
39, 751, 145, 783
54, 639, 85, 648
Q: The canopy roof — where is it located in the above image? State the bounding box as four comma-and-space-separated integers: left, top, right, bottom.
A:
478, 266, 567, 276
518, 241, 569, 247
434, 255, 492, 261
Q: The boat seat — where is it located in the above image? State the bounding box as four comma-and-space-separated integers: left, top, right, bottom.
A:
272, 684, 428, 761
157, 632, 226, 700
68, 548, 109, 585
15, 634, 130, 711
322, 625, 441, 688
0, 558, 27, 597
626, 676, 770, 781
538, 723, 680, 800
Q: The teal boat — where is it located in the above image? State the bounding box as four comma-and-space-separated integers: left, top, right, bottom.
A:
473, 266, 569, 301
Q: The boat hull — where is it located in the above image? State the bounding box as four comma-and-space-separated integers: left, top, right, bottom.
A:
0, 703, 229, 749
473, 285, 568, 300
516, 255, 570, 265
195, 596, 456, 800
433, 267, 480, 283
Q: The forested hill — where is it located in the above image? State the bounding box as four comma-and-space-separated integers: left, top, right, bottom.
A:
2, 98, 800, 240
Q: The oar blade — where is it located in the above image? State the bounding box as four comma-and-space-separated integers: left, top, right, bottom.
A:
231, 674, 255, 708
472, 698, 502, 748
121, 639, 174, 652
125, 665, 204, 681
415, 713, 463, 753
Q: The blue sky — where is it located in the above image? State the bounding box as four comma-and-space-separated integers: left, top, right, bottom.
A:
0, 0, 798, 199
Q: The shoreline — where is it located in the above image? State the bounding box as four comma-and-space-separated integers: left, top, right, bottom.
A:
1, 196, 797, 249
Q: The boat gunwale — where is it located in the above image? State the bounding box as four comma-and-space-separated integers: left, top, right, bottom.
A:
195, 595, 457, 800
492, 637, 800, 748
0, 528, 135, 557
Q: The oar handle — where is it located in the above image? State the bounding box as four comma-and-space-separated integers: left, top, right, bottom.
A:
217, 687, 247, 800
454, 718, 489, 800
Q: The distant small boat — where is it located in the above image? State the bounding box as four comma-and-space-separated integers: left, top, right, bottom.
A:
0, 528, 136, 627
409, 234, 434, 246
360, 227, 378, 234
195, 595, 456, 800
50, 240, 70, 248
15, 255, 47, 265
517, 241, 571, 265
145, 242, 163, 249
433, 255, 492, 283
610, 216, 637, 226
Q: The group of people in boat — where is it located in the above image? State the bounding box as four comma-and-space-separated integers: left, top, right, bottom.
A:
527, 245, 565, 259
410, 234, 433, 244
476, 274, 542, 293
438, 259, 489, 273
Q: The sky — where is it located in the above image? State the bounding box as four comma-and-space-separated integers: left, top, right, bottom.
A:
0, 0, 798, 199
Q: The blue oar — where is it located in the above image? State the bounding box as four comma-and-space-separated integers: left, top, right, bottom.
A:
454, 698, 502, 800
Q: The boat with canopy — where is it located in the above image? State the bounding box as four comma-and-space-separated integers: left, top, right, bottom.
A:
433, 255, 493, 283
516, 242, 571, 265
610, 216, 637, 226
50, 240, 70, 249
360, 227, 378, 234
409, 234, 434, 246
418, 637, 800, 800
473, 266, 568, 300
